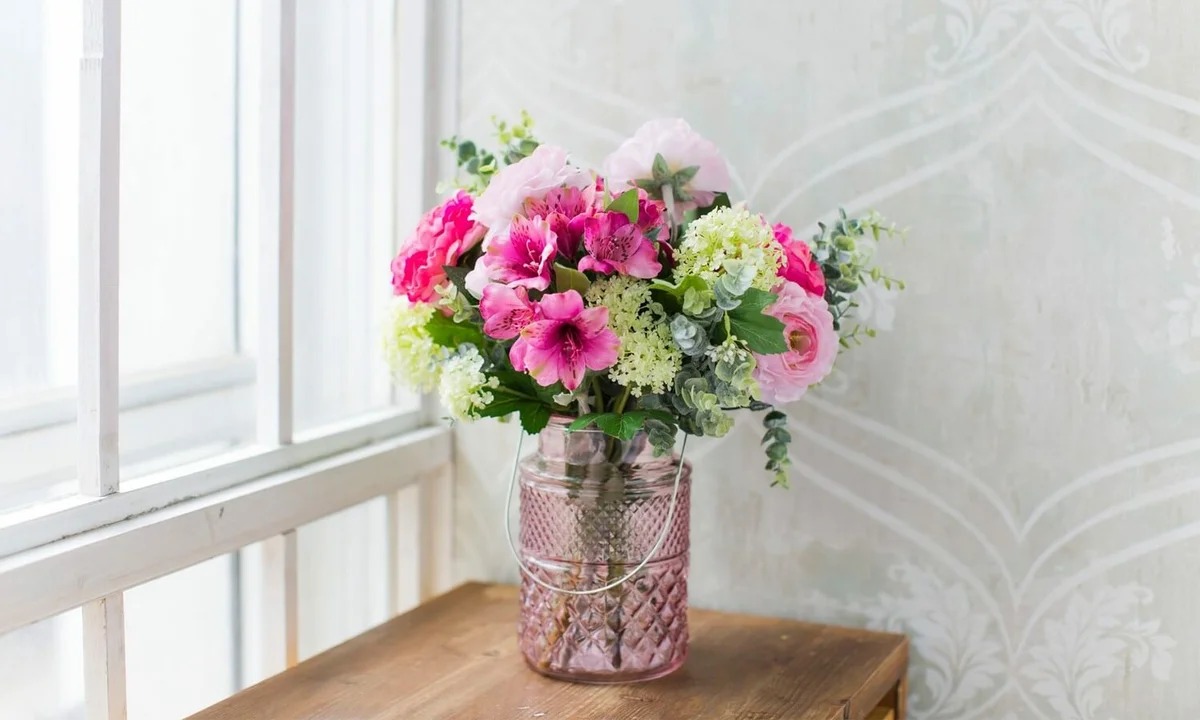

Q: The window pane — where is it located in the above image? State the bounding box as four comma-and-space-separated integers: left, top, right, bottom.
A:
125, 556, 236, 719
0, 609, 83, 719
119, 0, 253, 477
0, 0, 80, 512
291, 0, 398, 432
296, 498, 389, 658
120, 0, 239, 375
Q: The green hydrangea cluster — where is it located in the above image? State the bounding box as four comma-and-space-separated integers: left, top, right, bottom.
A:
673, 206, 783, 294
437, 345, 498, 421
585, 276, 682, 396
383, 301, 445, 392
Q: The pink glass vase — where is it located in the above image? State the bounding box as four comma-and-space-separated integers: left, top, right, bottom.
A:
517, 417, 691, 683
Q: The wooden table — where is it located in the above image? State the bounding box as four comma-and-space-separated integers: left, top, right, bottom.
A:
191, 583, 908, 720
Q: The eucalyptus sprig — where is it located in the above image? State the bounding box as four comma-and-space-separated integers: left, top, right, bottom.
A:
439, 111, 540, 194
813, 208, 905, 340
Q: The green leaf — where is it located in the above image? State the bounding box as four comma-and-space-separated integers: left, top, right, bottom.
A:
568, 413, 602, 431
517, 403, 552, 435
475, 395, 529, 420
442, 265, 472, 298
727, 288, 788, 354
553, 263, 591, 295
425, 311, 485, 349
565, 409, 676, 441
651, 153, 671, 182
476, 393, 552, 435
606, 188, 640, 224
672, 165, 700, 184
650, 276, 713, 315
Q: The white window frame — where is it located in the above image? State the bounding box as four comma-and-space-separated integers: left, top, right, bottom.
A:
0, 1, 461, 717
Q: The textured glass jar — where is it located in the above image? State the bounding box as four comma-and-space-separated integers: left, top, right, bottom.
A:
517, 417, 691, 683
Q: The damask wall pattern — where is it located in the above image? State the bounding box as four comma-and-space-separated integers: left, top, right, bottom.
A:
452, 1, 1200, 717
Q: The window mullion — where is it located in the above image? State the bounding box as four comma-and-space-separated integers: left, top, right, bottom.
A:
257, 0, 296, 446
78, 1, 128, 716
78, 0, 121, 498
83, 593, 128, 719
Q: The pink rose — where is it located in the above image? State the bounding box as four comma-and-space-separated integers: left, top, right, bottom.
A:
473, 145, 592, 242
390, 190, 484, 303
753, 281, 838, 404
601, 118, 730, 215
772, 222, 826, 298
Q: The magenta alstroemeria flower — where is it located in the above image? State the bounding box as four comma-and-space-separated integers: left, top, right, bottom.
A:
464, 216, 558, 296
510, 291, 620, 391
523, 185, 599, 257
577, 211, 662, 278
479, 284, 538, 340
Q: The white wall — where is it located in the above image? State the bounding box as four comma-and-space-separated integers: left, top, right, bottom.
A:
453, 1, 1200, 717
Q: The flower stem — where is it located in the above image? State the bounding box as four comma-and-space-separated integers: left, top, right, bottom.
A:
590, 376, 605, 413
612, 386, 632, 416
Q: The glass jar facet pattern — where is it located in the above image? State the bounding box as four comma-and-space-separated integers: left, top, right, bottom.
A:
517, 418, 691, 683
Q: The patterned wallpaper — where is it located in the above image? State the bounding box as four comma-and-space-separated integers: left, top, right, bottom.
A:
452, 1, 1200, 717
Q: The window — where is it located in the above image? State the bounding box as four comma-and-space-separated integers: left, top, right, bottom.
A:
0, 1, 456, 717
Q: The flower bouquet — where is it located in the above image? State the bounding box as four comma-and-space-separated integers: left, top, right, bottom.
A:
387, 114, 902, 682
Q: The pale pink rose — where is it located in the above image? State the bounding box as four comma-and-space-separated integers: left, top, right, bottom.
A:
601, 118, 730, 214
772, 222, 826, 298
390, 190, 484, 303
510, 290, 620, 391
464, 216, 558, 296
753, 281, 838, 404
473, 145, 592, 242
479, 284, 538, 340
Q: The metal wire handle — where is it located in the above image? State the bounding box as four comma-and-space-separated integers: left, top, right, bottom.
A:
503, 425, 688, 596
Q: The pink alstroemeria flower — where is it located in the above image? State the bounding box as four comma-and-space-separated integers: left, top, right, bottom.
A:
510, 291, 620, 391
523, 185, 599, 257
479, 284, 538, 340
473, 145, 592, 243
464, 216, 558, 296
577, 211, 663, 278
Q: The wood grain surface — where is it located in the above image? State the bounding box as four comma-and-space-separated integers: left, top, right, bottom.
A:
190, 583, 907, 720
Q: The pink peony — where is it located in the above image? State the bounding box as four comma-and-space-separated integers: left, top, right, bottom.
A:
510, 291, 620, 391
577, 211, 662, 278
390, 190, 485, 303
522, 185, 600, 257
464, 216, 558, 296
479, 284, 538, 340
772, 222, 826, 298
601, 118, 730, 215
473, 145, 592, 242
753, 281, 838, 404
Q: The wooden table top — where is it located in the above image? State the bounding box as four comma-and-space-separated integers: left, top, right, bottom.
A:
190, 582, 908, 720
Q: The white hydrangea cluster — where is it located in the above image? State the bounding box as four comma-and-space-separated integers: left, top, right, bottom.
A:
383, 300, 445, 391
673, 205, 783, 292
437, 345, 497, 421
585, 276, 681, 396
